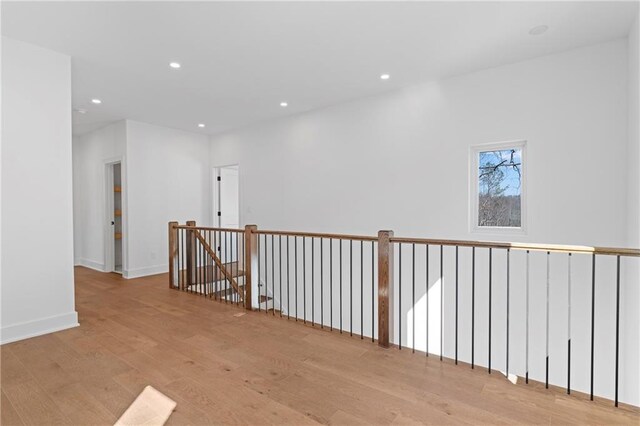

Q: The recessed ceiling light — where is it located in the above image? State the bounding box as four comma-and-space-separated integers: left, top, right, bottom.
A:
91, 99, 102, 104
73, 108, 87, 114
529, 25, 549, 36
169, 62, 181, 69
280, 102, 288, 107
380, 74, 390, 80
198, 123, 205, 128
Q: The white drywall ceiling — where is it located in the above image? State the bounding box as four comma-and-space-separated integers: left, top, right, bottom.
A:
1, 1, 637, 136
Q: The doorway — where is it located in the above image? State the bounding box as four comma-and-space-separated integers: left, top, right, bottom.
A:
213, 164, 240, 264
105, 160, 123, 274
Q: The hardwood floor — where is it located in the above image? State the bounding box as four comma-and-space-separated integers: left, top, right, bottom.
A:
1, 267, 638, 425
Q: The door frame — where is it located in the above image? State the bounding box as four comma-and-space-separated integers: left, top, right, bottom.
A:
103, 157, 126, 273
212, 164, 241, 228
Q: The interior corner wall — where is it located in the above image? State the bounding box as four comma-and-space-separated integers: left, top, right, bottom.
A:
123, 120, 211, 278
210, 39, 628, 246
72, 120, 127, 272
210, 39, 637, 405
624, 13, 640, 411
1, 37, 78, 344
73, 120, 211, 279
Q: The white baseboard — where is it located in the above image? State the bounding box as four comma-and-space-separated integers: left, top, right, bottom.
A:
76, 258, 106, 272
124, 264, 168, 279
0, 311, 79, 345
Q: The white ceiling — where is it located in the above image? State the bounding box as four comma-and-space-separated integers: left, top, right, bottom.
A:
2, 1, 638, 136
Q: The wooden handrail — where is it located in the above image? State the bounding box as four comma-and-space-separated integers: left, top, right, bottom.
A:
388, 237, 640, 257
191, 229, 243, 298
178, 224, 639, 256
253, 229, 378, 242
176, 225, 245, 233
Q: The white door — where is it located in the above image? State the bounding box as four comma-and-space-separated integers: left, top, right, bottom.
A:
219, 166, 239, 229
215, 165, 240, 263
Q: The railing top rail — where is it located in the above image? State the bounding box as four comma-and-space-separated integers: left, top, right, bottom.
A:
170, 222, 639, 256
175, 225, 245, 233
254, 229, 378, 242
389, 236, 640, 257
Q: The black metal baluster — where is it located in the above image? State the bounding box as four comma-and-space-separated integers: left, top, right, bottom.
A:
295, 237, 298, 321
567, 253, 571, 394
201, 232, 204, 296
203, 232, 207, 296
412, 244, 416, 353
209, 229, 213, 298
440, 245, 443, 361
506, 248, 510, 377
279, 235, 282, 316
340, 239, 343, 333
287, 236, 290, 320
263, 234, 267, 312
455, 246, 459, 364
224, 231, 228, 302
525, 250, 529, 383
590, 254, 596, 400
204, 229, 207, 295
399, 243, 402, 350
204, 232, 208, 297
312, 237, 315, 325
471, 247, 475, 368
615, 255, 620, 407
218, 231, 224, 302
361, 241, 364, 339
218, 230, 223, 301
545, 251, 550, 388
271, 235, 275, 315
321, 238, 324, 328
214, 230, 219, 300
210, 230, 214, 298
265, 234, 269, 315
237, 231, 240, 305
350, 240, 353, 337
257, 234, 261, 311
303, 236, 306, 323
488, 247, 492, 373
182, 228, 186, 292
330, 238, 333, 331
244, 231, 247, 305
372, 241, 375, 342
426, 245, 429, 357
178, 229, 182, 291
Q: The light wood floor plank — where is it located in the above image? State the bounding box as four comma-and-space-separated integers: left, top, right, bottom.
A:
0, 266, 637, 425
1, 391, 25, 426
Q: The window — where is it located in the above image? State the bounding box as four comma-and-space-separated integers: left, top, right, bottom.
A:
471, 141, 526, 233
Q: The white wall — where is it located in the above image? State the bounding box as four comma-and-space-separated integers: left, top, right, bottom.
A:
211, 39, 638, 405
73, 120, 211, 278
624, 13, 640, 410
73, 121, 127, 271
1, 37, 78, 343
125, 120, 211, 278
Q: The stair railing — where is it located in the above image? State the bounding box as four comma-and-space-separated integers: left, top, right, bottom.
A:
168, 221, 639, 408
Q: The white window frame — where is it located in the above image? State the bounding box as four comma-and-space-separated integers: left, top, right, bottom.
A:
470, 140, 527, 236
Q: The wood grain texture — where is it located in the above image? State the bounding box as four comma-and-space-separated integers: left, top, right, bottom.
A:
1, 267, 638, 425
377, 230, 394, 348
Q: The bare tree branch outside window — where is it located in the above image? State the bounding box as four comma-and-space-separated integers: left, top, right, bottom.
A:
478, 148, 522, 227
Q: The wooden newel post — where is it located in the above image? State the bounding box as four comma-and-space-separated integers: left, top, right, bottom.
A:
244, 225, 258, 311
378, 230, 394, 348
168, 221, 179, 288
186, 220, 196, 287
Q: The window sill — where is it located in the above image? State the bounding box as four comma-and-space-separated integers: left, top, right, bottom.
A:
471, 226, 527, 237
